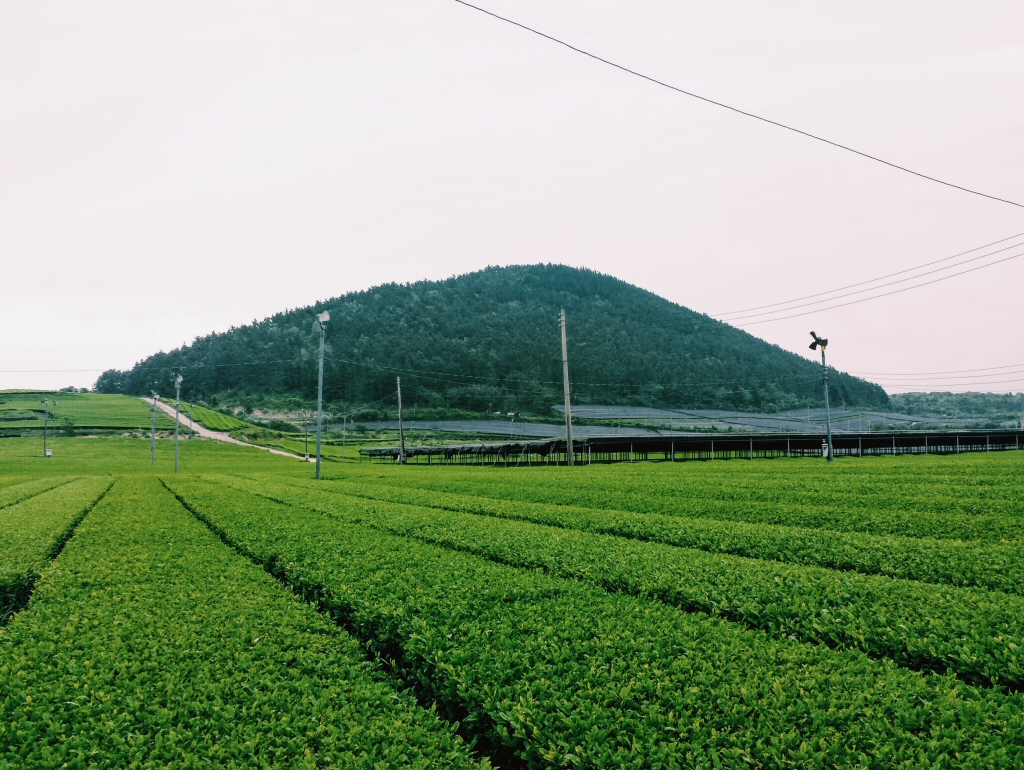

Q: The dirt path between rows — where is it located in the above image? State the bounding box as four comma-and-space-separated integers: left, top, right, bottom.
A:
143, 398, 305, 461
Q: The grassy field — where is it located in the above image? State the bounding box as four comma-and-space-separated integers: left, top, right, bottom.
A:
181, 403, 252, 432
2, 436, 1023, 767
0, 391, 176, 431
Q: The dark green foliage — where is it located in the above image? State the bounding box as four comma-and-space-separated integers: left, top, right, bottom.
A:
165, 478, 1024, 768
891, 391, 1024, 422
222, 475, 1024, 689
95, 265, 889, 413
272, 475, 1024, 595
0, 478, 483, 769
373, 455, 1024, 539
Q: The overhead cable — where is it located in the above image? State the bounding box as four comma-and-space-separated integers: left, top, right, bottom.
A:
733, 249, 1024, 326
715, 232, 1024, 318
451, 0, 1024, 208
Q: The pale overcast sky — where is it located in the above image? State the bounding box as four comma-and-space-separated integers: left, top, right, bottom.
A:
2, 1, 1022, 394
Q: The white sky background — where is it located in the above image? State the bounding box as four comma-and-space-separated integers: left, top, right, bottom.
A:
2, 0, 1023, 395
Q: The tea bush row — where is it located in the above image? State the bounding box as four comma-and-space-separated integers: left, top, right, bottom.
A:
367, 460, 1024, 540
300, 476, 1024, 595
365, 454, 1024, 518
0, 477, 483, 769
230, 476, 1024, 690
0, 478, 112, 624
0, 478, 71, 511
165, 477, 1024, 769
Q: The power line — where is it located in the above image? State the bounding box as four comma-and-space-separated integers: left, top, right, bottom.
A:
715, 232, 1024, 318
722, 242, 1024, 323
863, 369, 1024, 382
734, 249, 1024, 326
848, 363, 1024, 377
451, 0, 1024, 208
0, 368, 108, 373
882, 377, 1024, 389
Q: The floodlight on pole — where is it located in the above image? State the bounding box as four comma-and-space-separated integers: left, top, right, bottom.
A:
174, 375, 183, 473
809, 332, 834, 463
315, 310, 329, 480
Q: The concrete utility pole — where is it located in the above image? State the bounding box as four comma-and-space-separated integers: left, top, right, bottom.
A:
53, 400, 59, 420
151, 392, 158, 464
174, 375, 183, 473
560, 309, 574, 466
397, 377, 406, 463
302, 409, 309, 460
342, 415, 347, 461
42, 399, 50, 457
809, 332, 834, 463
315, 311, 330, 480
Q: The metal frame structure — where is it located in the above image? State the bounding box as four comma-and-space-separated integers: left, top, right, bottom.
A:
362, 429, 1024, 465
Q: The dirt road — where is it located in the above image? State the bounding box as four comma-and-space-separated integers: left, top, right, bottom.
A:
144, 398, 305, 461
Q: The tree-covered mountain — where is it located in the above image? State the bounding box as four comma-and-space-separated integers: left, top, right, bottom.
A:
96, 264, 889, 415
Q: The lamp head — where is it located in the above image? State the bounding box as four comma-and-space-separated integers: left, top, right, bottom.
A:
175, 375, 183, 386
317, 310, 330, 326
809, 331, 828, 351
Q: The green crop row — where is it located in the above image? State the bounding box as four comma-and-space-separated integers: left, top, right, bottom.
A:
225, 476, 1024, 690
0, 478, 71, 510
164, 477, 1024, 769
0, 477, 30, 490
1, 478, 113, 624
186, 404, 251, 432
0, 477, 483, 769
369, 453, 1024, 517
290, 476, 1024, 595
0, 392, 176, 429
362, 465, 1024, 542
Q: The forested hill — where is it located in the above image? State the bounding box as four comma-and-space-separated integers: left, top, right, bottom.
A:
96, 265, 889, 414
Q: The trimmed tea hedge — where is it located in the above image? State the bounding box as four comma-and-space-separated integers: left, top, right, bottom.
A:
0, 478, 71, 511
370, 462, 1024, 541
286, 476, 1024, 595
1, 478, 112, 624
225, 476, 1024, 689
0, 477, 483, 769
166, 478, 1024, 769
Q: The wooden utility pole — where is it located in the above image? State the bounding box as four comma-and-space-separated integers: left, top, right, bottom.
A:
560, 309, 574, 466
397, 377, 406, 463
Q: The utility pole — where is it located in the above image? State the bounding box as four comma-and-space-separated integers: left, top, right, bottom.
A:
302, 409, 309, 460
174, 375, 183, 473
315, 311, 329, 480
560, 309, 574, 466
397, 377, 406, 463
151, 392, 158, 464
809, 332, 834, 463
342, 415, 347, 461
42, 399, 50, 457
53, 400, 59, 420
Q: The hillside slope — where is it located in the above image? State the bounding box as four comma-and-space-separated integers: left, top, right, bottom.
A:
96, 265, 888, 414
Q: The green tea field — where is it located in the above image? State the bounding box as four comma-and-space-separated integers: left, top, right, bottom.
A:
0, 391, 176, 432
2, 436, 1023, 768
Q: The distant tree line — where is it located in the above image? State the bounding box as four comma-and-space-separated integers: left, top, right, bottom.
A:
96, 265, 890, 415
890, 391, 1023, 420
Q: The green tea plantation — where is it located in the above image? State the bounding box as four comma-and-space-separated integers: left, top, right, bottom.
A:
2, 435, 1023, 768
